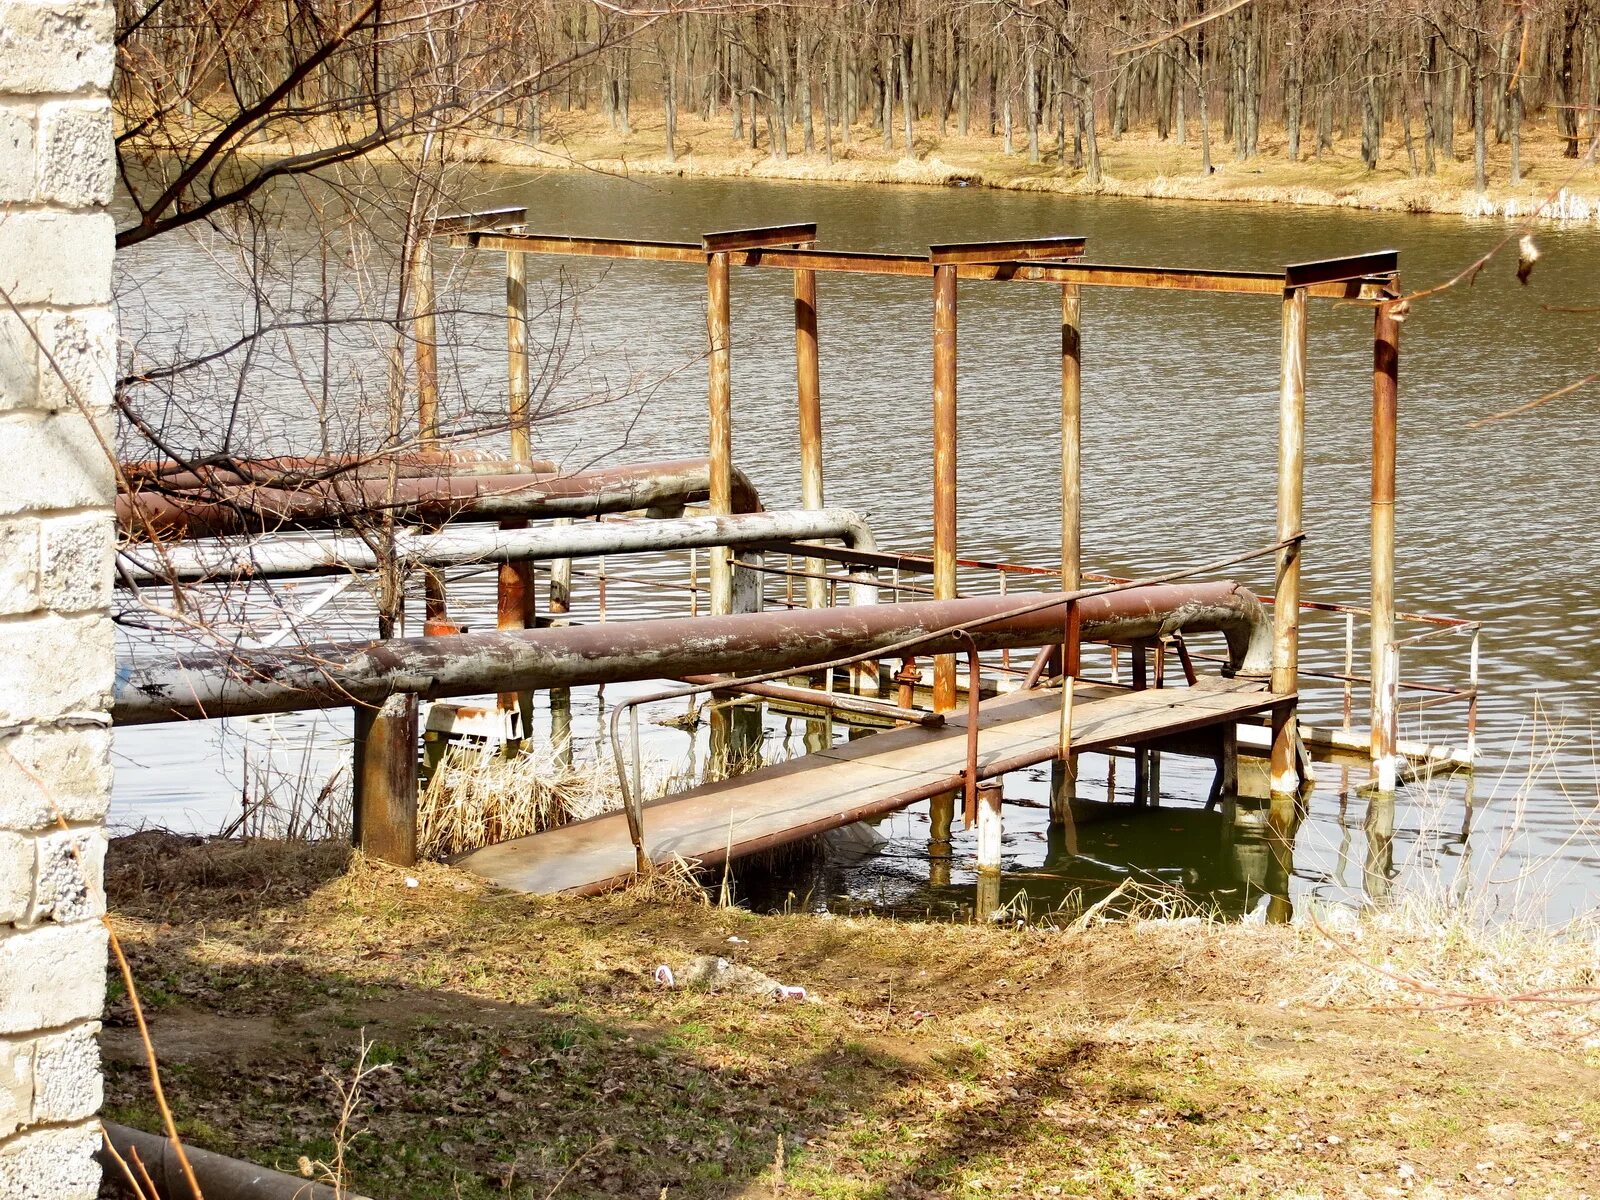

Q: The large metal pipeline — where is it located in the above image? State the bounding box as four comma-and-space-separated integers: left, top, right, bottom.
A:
99, 1121, 375, 1200
113, 581, 1271, 726
120, 448, 560, 493
118, 458, 762, 540
116, 508, 879, 587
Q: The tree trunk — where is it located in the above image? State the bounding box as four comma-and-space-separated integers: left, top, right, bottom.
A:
799, 29, 816, 153
663, 30, 677, 162
1026, 33, 1040, 163
1473, 38, 1488, 191
1285, 10, 1303, 161
1559, 2, 1581, 157
900, 34, 915, 154
1078, 65, 1101, 184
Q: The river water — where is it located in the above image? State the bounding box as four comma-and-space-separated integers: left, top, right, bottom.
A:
112, 169, 1600, 924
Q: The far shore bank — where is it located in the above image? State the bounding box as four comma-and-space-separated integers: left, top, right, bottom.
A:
412, 110, 1600, 224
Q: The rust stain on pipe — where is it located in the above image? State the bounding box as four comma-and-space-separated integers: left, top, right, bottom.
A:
118, 458, 762, 540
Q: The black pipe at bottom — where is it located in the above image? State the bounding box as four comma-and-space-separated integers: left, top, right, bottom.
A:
98, 1122, 376, 1200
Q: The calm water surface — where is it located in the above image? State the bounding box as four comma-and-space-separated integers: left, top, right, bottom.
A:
113, 170, 1600, 923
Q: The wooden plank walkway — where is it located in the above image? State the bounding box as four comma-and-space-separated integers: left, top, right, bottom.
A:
456, 677, 1285, 896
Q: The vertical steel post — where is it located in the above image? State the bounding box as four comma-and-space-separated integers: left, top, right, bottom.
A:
413, 236, 446, 634
1270, 286, 1308, 797
352, 695, 419, 867
707, 251, 734, 615
1061, 283, 1082, 592
1371, 294, 1400, 791
1058, 281, 1082, 809
931, 263, 959, 711
499, 251, 536, 740
507, 252, 532, 460
795, 252, 826, 610
411, 236, 439, 449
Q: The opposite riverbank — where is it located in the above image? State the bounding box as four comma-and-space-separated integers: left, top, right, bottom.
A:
102, 835, 1600, 1199
428, 109, 1600, 223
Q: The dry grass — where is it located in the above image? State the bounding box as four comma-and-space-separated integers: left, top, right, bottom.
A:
417, 741, 636, 859
101, 842, 1600, 1200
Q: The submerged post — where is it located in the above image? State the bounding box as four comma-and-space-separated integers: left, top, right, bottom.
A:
411, 236, 439, 447
499, 251, 537, 737
1270, 286, 1308, 797
1059, 281, 1082, 806
1061, 283, 1082, 592
795, 250, 826, 610
707, 250, 734, 615
1371, 293, 1401, 792
931, 263, 959, 710
507, 251, 532, 460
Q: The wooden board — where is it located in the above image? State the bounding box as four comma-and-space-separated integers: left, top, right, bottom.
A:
456, 677, 1285, 897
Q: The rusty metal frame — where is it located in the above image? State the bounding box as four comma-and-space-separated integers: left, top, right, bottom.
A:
441, 211, 1410, 792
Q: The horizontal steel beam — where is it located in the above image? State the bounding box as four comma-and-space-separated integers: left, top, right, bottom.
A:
429, 207, 527, 235
928, 236, 1086, 264
458, 232, 1392, 297
702, 224, 818, 251
1284, 250, 1399, 289
118, 508, 879, 586
113, 581, 1272, 725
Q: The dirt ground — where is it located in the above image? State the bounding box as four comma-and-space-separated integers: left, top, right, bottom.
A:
101, 835, 1600, 1199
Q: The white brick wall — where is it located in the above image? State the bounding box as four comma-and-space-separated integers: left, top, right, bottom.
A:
0, 0, 114, 1194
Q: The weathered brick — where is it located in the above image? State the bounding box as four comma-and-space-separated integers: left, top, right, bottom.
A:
38, 513, 110, 612
0, 1037, 34, 1139
0, 834, 31, 924
0, 104, 35, 203
28, 826, 103, 923
0, 1119, 100, 1199
30, 1022, 98, 1123
0, 210, 114, 306
33, 307, 114, 411
0, 724, 110, 831
36, 98, 110, 206
0, 519, 39, 616
0, 921, 105, 1035
0, 614, 114, 726
0, 0, 115, 94
0, 410, 114, 517
0, 309, 36, 413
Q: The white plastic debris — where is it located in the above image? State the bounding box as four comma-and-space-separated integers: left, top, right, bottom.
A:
778, 986, 808, 1002
403, 877, 419, 889
726, 935, 747, 944
653, 964, 676, 987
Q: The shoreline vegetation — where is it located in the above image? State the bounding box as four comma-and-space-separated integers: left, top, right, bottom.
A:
240, 109, 1600, 223
102, 834, 1600, 1199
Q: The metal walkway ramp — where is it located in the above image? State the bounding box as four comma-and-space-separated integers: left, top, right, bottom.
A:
456, 677, 1284, 896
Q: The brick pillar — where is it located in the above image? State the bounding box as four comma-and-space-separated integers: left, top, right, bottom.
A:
0, 1, 117, 1195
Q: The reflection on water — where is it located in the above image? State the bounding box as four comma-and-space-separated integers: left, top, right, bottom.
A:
112, 168, 1600, 923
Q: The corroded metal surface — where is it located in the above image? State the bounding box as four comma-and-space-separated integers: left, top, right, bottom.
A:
118, 458, 763, 539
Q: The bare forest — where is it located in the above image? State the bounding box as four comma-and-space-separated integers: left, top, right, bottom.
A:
117, 0, 1600, 207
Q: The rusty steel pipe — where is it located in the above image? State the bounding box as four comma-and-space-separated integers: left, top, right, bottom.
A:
117, 509, 876, 588
113, 581, 1271, 726
117, 458, 763, 540
119, 449, 561, 493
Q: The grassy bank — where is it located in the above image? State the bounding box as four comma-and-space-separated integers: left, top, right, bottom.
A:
412, 109, 1600, 222
102, 835, 1600, 1199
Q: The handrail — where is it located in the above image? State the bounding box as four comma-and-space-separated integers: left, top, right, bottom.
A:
607, 536, 1300, 874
